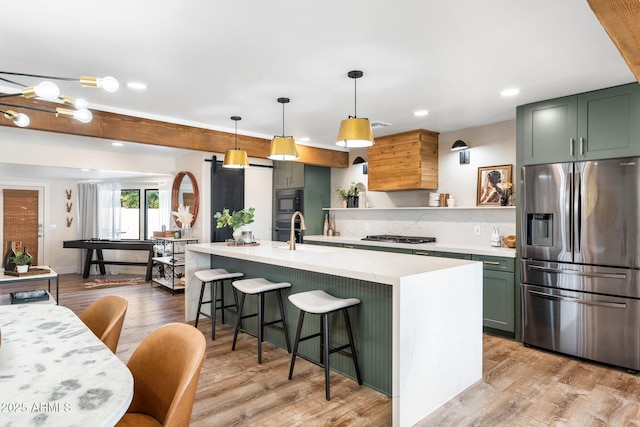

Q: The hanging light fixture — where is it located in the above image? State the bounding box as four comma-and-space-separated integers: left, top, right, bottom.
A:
223, 116, 249, 169
336, 70, 374, 148
268, 97, 299, 161
0, 71, 118, 127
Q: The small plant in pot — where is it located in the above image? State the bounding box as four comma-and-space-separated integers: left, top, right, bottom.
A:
10, 251, 33, 273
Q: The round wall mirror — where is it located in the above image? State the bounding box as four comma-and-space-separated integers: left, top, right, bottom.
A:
171, 171, 199, 227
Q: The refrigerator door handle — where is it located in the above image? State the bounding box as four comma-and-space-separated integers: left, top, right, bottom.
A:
565, 170, 573, 254
575, 171, 582, 253
527, 289, 627, 309
529, 264, 628, 279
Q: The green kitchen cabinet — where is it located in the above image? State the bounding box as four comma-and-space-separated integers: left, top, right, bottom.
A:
273, 161, 305, 189
472, 254, 515, 334
519, 83, 640, 165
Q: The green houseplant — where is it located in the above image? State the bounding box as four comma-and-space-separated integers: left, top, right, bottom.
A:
214, 207, 256, 242
334, 182, 360, 208
10, 251, 33, 273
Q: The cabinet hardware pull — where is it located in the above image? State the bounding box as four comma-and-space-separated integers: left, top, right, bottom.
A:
483, 261, 501, 265
414, 251, 431, 256
569, 138, 574, 156
343, 245, 354, 249
579, 137, 585, 155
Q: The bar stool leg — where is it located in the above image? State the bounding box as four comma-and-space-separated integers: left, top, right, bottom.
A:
277, 290, 291, 352
210, 280, 217, 340
288, 310, 306, 380
219, 280, 225, 324
323, 313, 331, 400
257, 292, 264, 363
232, 292, 246, 351
343, 309, 362, 385
195, 281, 206, 328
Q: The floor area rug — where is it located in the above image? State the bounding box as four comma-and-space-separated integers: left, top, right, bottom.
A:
83, 278, 148, 289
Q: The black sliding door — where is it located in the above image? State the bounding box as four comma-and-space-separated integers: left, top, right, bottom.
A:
210, 158, 245, 242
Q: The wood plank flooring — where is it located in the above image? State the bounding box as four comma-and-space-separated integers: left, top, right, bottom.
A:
8, 274, 640, 426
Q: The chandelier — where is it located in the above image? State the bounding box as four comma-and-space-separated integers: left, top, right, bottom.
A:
0, 71, 119, 128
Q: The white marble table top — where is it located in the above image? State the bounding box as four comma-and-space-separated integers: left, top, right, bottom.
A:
0, 304, 133, 427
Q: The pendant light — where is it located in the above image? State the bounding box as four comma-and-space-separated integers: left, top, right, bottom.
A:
336, 70, 374, 148
268, 97, 299, 161
223, 116, 249, 169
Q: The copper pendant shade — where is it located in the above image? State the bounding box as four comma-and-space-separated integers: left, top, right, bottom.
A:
268, 97, 298, 161
223, 116, 249, 169
336, 70, 374, 148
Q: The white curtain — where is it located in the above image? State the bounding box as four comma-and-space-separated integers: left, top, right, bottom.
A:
97, 183, 122, 240
159, 182, 171, 232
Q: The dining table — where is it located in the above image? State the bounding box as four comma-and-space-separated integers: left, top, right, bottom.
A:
0, 304, 133, 426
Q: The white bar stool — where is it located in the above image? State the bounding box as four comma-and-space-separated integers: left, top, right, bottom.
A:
287, 290, 363, 400
194, 268, 244, 340
231, 278, 292, 363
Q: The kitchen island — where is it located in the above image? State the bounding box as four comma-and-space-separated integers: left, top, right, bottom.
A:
185, 241, 482, 427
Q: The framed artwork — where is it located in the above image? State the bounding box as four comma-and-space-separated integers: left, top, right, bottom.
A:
477, 164, 512, 206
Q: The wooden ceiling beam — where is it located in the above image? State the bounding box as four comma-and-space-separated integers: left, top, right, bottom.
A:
587, 0, 640, 82
0, 96, 349, 168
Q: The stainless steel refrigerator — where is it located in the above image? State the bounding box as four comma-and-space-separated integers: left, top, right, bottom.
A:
521, 157, 640, 372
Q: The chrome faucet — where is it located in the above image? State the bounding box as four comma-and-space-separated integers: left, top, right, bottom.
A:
289, 211, 306, 250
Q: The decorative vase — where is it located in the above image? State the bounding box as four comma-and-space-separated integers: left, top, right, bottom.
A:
233, 225, 252, 243
17, 265, 28, 273
23, 246, 33, 267
347, 195, 359, 208
3, 241, 16, 272
181, 225, 190, 238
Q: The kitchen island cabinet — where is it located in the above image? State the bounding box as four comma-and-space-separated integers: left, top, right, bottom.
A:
185, 241, 482, 427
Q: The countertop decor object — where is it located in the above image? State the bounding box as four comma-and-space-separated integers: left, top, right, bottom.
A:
502, 235, 516, 248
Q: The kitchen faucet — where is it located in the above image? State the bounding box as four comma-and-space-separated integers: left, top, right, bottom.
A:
289, 211, 306, 250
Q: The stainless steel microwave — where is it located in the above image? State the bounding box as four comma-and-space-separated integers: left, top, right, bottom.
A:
276, 189, 303, 215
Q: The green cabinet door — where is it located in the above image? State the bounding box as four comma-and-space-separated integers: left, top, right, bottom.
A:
472, 254, 515, 334
481, 269, 515, 333
521, 95, 578, 164
577, 83, 640, 160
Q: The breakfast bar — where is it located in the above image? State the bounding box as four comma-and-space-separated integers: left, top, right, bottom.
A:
185, 241, 483, 427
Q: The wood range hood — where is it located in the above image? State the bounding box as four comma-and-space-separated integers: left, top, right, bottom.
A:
0, 96, 349, 169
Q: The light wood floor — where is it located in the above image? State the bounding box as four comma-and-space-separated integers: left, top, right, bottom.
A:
12, 274, 640, 426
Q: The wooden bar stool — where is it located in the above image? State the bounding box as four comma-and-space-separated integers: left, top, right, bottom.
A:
194, 268, 244, 340
287, 290, 363, 400
231, 278, 292, 363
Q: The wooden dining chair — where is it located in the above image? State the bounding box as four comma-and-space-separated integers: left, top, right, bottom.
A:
79, 295, 128, 354
116, 323, 206, 427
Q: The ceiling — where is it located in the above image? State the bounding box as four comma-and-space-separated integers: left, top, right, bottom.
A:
1, 1, 636, 154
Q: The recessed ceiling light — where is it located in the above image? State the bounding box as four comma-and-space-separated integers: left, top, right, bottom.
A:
414, 110, 429, 117
298, 137, 310, 142
500, 88, 520, 97
112, 142, 124, 147
127, 82, 147, 90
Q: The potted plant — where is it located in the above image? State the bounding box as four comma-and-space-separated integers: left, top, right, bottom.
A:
334, 182, 360, 208
214, 207, 256, 242
334, 185, 349, 208
10, 251, 33, 273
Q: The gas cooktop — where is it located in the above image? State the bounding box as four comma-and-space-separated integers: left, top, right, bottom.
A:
361, 235, 436, 244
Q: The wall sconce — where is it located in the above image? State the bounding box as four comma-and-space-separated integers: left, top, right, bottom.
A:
353, 156, 368, 174
451, 140, 470, 164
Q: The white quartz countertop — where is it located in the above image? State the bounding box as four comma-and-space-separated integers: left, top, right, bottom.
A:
303, 235, 517, 258
186, 241, 478, 286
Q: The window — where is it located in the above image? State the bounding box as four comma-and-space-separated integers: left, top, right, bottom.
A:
145, 189, 161, 240
120, 189, 140, 239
